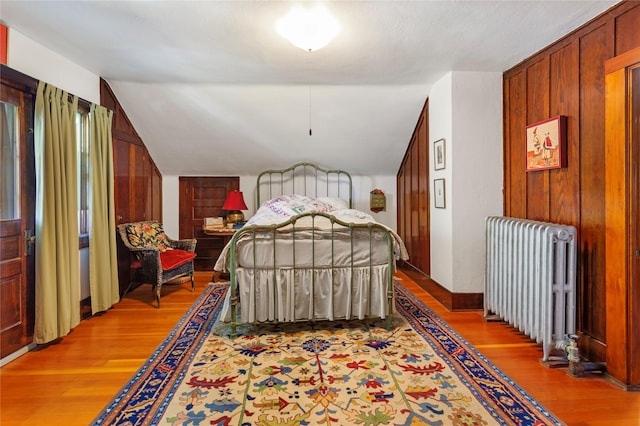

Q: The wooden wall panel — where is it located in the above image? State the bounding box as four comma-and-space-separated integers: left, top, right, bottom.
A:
615, 7, 640, 54
397, 170, 405, 239
403, 151, 412, 260
578, 25, 609, 357
397, 101, 430, 276
525, 58, 550, 221
131, 143, 146, 221
549, 42, 580, 225
417, 111, 430, 274
410, 136, 420, 264
504, 71, 527, 218
101, 78, 163, 295
503, 2, 640, 372
151, 164, 162, 222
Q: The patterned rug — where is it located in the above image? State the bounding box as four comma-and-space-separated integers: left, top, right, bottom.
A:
93, 282, 562, 426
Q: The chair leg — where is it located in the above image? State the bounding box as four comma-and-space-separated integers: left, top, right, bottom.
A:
121, 280, 135, 298
190, 274, 195, 292
155, 284, 162, 308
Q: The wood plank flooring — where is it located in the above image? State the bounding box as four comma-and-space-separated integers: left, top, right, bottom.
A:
1, 271, 638, 425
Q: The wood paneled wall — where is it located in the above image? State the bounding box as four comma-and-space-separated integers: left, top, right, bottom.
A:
100, 79, 163, 294
503, 1, 640, 364
397, 100, 430, 276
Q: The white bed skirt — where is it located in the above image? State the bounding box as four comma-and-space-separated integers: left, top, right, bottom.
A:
234, 229, 391, 268
218, 265, 392, 324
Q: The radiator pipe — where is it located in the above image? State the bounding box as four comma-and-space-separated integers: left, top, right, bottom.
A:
561, 334, 607, 378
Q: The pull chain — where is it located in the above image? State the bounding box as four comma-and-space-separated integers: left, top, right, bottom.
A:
309, 83, 312, 136
308, 48, 312, 136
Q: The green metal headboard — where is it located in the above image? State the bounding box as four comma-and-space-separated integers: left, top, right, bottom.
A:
256, 162, 353, 208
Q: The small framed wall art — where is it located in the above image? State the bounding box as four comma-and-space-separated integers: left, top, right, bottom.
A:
434, 138, 446, 170
525, 115, 567, 172
434, 178, 445, 209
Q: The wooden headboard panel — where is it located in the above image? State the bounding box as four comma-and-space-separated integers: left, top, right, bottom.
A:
256, 162, 353, 208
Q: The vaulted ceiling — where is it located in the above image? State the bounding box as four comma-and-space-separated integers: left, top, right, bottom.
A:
1, 1, 618, 175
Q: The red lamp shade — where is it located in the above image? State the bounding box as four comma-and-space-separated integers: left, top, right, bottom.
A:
222, 190, 248, 225
222, 191, 248, 211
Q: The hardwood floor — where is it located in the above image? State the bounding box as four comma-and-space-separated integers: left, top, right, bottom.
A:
1, 271, 638, 425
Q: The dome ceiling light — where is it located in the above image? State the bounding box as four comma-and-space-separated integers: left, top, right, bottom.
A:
276, 4, 340, 52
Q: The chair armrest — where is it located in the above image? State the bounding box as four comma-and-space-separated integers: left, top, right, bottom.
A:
134, 248, 161, 266
135, 249, 163, 283
168, 238, 197, 252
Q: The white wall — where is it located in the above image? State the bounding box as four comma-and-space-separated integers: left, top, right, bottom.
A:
8, 29, 100, 103
428, 71, 503, 294
451, 72, 503, 293
162, 174, 398, 238
428, 73, 454, 289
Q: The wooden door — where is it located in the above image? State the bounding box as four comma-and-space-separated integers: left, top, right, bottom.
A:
0, 77, 35, 359
179, 177, 239, 271
605, 47, 640, 388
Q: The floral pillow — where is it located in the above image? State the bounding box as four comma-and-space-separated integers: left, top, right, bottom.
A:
125, 222, 170, 251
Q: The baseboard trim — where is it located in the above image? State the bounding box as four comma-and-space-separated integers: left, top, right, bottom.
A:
399, 265, 483, 311
0, 342, 37, 367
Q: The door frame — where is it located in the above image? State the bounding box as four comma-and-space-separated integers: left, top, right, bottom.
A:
604, 46, 640, 389
0, 66, 37, 362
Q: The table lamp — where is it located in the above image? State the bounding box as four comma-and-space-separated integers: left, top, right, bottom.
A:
222, 190, 248, 225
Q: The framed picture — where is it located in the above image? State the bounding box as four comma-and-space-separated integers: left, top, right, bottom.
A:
434, 138, 446, 170
434, 178, 445, 209
525, 116, 567, 172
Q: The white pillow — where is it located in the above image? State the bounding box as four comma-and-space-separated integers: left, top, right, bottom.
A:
317, 197, 350, 211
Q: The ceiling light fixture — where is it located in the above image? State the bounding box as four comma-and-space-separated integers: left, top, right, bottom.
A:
277, 4, 340, 52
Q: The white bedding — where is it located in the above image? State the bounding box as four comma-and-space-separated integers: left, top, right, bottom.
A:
214, 194, 408, 324
214, 194, 408, 271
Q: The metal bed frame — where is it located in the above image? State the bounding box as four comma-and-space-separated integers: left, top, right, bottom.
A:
226, 163, 396, 337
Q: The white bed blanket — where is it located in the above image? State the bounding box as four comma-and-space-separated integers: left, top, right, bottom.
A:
214, 195, 408, 272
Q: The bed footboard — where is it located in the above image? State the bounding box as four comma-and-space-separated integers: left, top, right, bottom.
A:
227, 212, 396, 337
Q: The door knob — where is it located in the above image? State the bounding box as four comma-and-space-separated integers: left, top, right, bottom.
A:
25, 229, 36, 256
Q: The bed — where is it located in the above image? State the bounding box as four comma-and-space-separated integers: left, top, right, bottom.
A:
213, 162, 408, 337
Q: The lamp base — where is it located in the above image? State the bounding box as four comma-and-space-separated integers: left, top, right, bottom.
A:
226, 211, 245, 225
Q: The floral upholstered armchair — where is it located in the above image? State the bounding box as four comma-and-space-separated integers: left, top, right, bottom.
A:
117, 221, 197, 308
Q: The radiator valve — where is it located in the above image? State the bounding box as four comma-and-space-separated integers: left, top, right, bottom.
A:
565, 334, 580, 363
558, 334, 606, 378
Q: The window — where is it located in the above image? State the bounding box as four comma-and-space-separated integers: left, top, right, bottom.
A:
1, 102, 20, 220
77, 107, 90, 246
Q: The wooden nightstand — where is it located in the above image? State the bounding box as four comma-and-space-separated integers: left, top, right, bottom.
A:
202, 227, 237, 282
202, 227, 237, 237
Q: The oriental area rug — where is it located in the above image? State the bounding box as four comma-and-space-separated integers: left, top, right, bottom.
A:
93, 282, 562, 426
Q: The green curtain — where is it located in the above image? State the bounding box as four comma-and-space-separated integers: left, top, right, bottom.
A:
33, 81, 80, 344
89, 104, 119, 312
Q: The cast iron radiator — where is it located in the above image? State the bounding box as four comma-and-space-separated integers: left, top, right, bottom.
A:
484, 216, 577, 361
